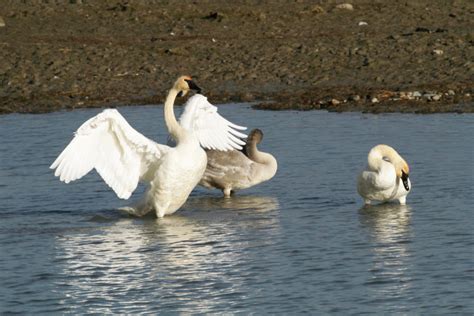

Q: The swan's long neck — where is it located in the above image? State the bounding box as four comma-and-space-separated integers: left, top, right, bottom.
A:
164, 88, 185, 141
247, 146, 278, 180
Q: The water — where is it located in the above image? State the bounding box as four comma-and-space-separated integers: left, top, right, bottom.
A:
0, 104, 473, 314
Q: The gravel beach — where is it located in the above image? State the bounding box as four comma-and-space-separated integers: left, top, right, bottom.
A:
0, 0, 473, 114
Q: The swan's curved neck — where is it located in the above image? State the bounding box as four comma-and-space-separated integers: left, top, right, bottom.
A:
247, 146, 278, 179
164, 88, 185, 141
367, 146, 398, 172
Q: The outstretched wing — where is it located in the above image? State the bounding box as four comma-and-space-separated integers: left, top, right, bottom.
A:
50, 109, 170, 199
178, 94, 247, 150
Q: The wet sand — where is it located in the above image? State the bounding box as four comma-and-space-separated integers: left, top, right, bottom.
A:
0, 1, 473, 114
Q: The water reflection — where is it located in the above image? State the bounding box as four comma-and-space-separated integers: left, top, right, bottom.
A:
184, 195, 280, 214
359, 204, 413, 304
54, 196, 281, 313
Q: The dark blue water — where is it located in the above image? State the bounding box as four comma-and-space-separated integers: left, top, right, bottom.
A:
0, 104, 473, 314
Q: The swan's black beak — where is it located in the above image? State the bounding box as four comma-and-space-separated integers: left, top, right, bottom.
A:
185, 79, 202, 94
401, 171, 410, 191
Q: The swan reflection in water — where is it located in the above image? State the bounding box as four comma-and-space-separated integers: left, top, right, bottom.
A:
183, 194, 280, 214
359, 203, 413, 304
53, 195, 280, 313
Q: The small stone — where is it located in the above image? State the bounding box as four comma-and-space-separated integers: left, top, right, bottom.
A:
358, 21, 368, 26
433, 49, 444, 55
349, 95, 361, 101
0, 16, 5, 27
432, 94, 442, 101
423, 93, 436, 99
203, 12, 226, 22
335, 3, 354, 10
412, 91, 422, 97
448, 89, 455, 96
310, 5, 325, 14
330, 98, 341, 105
371, 97, 379, 103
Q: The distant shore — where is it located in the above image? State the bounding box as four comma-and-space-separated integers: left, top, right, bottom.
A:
0, 1, 472, 114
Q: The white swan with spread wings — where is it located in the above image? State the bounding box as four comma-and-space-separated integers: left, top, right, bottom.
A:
50, 76, 246, 217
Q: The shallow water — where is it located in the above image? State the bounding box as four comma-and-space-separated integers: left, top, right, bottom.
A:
0, 104, 473, 314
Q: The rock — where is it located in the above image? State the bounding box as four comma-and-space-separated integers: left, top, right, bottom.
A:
0, 16, 5, 27
310, 5, 325, 14
413, 91, 422, 97
423, 93, 436, 99
448, 89, 455, 96
433, 49, 444, 55
371, 97, 379, 103
335, 3, 354, 10
203, 12, 225, 22
164, 47, 189, 56
423, 93, 441, 101
330, 98, 340, 105
358, 21, 368, 26
349, 95, 361, 101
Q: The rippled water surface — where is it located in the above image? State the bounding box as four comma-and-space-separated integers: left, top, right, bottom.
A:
0, 104, 473, 314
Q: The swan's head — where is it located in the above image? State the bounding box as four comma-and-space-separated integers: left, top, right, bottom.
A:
248, 129, 263, 145
174, 76, 201, 97
397, 161, 410, 191
373, 144, 410, 191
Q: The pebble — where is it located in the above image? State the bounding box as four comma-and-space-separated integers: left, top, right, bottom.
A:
349, 95, 361, 101
413, 91, 422, 97
433, 49, 444, 55
310, 5, 325, 14
371, 97, 379, 103
358, 21, 368, 26
432, 94, 442, 101
330, 98, 341, 105
336, 3, 354, 10
0, 16, 5, 27
447, 90, 455, 96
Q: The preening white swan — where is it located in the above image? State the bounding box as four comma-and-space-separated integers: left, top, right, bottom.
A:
357, 144, 411, 205
197, 129, 278, 197
50, 76, 246, 217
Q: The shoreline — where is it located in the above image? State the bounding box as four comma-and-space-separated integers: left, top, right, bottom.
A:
1, 1, 473, 114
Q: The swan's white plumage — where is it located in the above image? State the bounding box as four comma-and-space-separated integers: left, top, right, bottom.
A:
179, 94, 247, 151
357, 144, 411, 205
50, 78, 247, 218
50, 109, 170, 199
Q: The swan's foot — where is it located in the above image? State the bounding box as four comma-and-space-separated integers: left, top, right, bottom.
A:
398, 196, 407, 205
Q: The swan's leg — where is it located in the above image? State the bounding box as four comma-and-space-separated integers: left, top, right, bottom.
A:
398, 196, 407, 205
223, 187, 232, 198
118, 197, 152, 217
154, 200, 170, 218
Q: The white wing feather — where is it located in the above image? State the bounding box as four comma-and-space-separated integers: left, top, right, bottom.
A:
50, 109, 170, 199
178, 94, 247, 151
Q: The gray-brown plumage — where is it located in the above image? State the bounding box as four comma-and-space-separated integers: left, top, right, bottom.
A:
199, 129, 277, 197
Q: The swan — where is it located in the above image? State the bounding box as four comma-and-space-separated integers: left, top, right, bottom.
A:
196, 129, 278, 197
357, 144, 411, 205
50, 76, 247, 218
